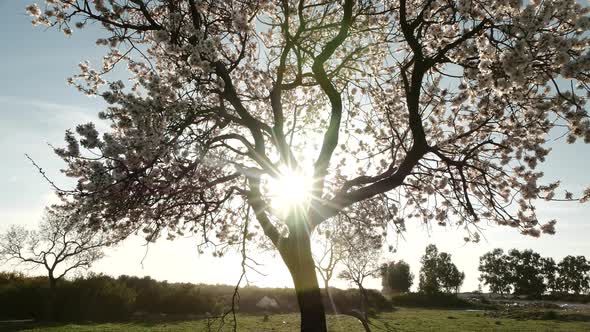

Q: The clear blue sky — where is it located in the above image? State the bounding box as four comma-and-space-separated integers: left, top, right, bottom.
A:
1, 0, 589, 291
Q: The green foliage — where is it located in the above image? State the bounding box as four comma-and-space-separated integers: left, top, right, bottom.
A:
418, 244, 465, 294
508, 249, 547, 298
325, 288, 391, 315
438, 253, 465, 293
117, 275, 218, 315
0, 273, 392, 322
542, 293, 590, 304
558, 255, 590, 295
0, 273, 137, 321
55, 274, 137, 321
478, 248, 512, 295
381, 260, 413, 294
6, 309, 590, 332
0, 272, 47, 320
418, 245, 440, 294
541, 257, 559, 294
479, 249, 590, 298
389, 292, 471, 309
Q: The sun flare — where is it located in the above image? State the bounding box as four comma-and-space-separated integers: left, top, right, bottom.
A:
267, 167, 313, 213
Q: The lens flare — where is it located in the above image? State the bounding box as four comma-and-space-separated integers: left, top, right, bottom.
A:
267, 167, 313, 214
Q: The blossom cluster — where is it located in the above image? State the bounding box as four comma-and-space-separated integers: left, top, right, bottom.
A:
28, 0, 590, 248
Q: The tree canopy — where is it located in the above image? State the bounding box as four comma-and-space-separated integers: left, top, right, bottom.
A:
418, 244, 464, 294
381, 260, 414, 294
478, 248, 512, 295
0, 208, 108, 290
479, 248, 590, 297
28, 0, 590, 246
557, 255, 590, 295
507, 249, 546, 297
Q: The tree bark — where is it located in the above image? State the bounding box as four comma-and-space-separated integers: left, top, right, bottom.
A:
48, 276, 56, 291
280, 227, 327, 332
47, 274, 57, 321
359, 284, 369, 322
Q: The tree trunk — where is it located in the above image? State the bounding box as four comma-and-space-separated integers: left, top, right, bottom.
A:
280, 228, 327, 332
359, 284, 369, 322
345, 310, 372, 332
323, 279, 334, 310
323, 278, 338, 315
47, 274, 57, 321
48, 276, 56, 291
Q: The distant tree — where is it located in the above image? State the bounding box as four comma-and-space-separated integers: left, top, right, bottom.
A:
541, 257, 559, 294
478, 249, 512, 295
418, 244, 464, 294
418, 244, 441, 294
507, 249, 546, 298
338, 223, 382, 325
313, 221, 346, 293
557, 255, 590, 295
438, 252, 465, 294
0, 208, 108, 291
381, 260, 414, 294
0, 208, 109, 320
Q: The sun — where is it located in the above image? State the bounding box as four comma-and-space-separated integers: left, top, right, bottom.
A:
267, 167, 313, 214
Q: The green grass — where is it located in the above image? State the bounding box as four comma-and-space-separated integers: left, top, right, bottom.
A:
5, 308, 590, 331
371, 308, 590, 331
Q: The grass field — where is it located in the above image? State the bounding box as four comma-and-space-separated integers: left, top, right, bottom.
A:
3, 308, 590, 332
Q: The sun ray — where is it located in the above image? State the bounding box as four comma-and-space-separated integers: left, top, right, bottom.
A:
266, 166, 314, 216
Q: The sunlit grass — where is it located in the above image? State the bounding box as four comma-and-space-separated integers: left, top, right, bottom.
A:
14, 308, 590, 331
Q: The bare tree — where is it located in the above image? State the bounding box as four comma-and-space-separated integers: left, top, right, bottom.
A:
313, 222, 346, 293
0, 208, 108, 291
337, 223, 383, 328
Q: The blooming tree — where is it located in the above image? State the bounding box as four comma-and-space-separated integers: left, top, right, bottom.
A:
25, 0, 590, 330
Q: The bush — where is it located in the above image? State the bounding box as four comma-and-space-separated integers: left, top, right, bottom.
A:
232, 286, 297, 314
324, 288, 392, 314
390, 292, 472, 309
0, 273, 394, 321
55, 274, 136, 321
542, 293, 590, 304
0, 273, 47, 320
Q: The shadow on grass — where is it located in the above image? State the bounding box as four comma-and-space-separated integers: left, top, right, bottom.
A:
0, 315, 225, 332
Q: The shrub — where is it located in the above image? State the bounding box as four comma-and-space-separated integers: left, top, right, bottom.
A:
55, 274, 136, 321
0, 274, 47, 320
0, 273, 393, 321
390, 292, 471, 309
325, 288, 391, 314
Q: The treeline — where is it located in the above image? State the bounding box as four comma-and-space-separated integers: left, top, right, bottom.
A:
0, 272, 390, 322
381, 244, 465, 295
380, 245, 475, 309
479, 249, 590, 299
